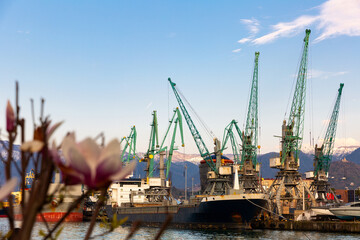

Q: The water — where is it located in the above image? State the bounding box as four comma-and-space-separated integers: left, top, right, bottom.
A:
0, 219, 359, 239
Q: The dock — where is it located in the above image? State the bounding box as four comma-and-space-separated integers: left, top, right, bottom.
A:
251, 220, 360, 233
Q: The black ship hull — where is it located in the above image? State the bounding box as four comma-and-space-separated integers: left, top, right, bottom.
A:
106, 196, 268, 229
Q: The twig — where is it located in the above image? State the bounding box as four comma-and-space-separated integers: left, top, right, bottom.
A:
84, 188, 107, 240
125, 221, 141, 240
154, 215, 173, 240
43, 190, 89, 240
39, 212, 51, 233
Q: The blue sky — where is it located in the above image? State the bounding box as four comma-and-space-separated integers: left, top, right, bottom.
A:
0, 0, 359, 155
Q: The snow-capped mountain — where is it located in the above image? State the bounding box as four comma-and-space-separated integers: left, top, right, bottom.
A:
301, 145, 359, 161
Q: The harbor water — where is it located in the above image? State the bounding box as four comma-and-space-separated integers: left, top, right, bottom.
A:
1, 219, 360, 239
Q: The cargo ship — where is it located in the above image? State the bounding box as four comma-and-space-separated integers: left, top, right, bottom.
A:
14, 170, 84, 222
105, 159, 268, 229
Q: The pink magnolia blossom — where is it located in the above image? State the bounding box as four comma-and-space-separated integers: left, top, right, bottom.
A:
21, 121, 63, 153
0, 178, 18, 201
57, 134, 136, 189
6, 100, 15, 132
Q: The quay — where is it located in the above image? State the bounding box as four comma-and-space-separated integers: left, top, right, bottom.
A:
251, 220, 360, 233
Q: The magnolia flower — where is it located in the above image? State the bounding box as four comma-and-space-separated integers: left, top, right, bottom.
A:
21, 121, 63, 153
6, 100, 15, 132
58, 134, 136, 189
0, 178, 18, 201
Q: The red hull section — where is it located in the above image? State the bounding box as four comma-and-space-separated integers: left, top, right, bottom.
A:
15, 212, 83, 222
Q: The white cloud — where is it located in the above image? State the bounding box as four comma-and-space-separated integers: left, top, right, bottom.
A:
238, 0, 360, 45
253, 15, 318, 44
240, 19, 260, 35
309, 69, 348, 79
236, 19, 260, 44
146, 102, 153, 109
315, 0, 360, 42
232, 48, 242, 53
17, 30, 30, 34
238, 38, 251, 44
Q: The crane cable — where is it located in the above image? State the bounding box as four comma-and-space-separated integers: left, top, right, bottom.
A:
175, 86, 216, 142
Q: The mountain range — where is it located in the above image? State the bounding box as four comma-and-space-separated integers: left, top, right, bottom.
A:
1, 141, 360, 191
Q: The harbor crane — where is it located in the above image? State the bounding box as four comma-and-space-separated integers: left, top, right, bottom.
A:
120, 125, 137, 163
267, 29, 316, 217
141, 110, 184, 202
308, 83, 344, 204
221, 52, 262, 194
141, 111, 159, 179
169, 78, 233, 195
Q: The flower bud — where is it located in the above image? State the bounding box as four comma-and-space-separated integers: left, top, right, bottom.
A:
6, 100, 16, 132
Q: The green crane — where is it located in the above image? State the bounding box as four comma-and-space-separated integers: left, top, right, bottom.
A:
120, 125, 137, 163
314, 83, 344, 179
280, 29, 311, 167
221, 120, 242, 164
168, 78, 218, 173
267, 29, 316, 215
158, 108, 185, 179
142, 111, 159, 178
242, 52, 260, 170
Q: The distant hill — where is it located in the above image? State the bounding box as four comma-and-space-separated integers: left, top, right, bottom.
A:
2, 141, 360, 191
343, 148, 360, 165
131, 159, 200, 190
328, 158, 360, 190
257, 151, 315, 179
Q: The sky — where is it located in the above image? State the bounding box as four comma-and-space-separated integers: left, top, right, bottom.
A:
0, 0, 359, 155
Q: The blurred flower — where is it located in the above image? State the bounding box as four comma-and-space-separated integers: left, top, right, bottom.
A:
50, 141, 83, 185
21, 140, 44, 153
0, 178, 18, 201
21, 121, 63, 153
58, 134, 136, 189
6, 101, 15, 132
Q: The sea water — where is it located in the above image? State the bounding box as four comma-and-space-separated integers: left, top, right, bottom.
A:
0, 219, 360, 239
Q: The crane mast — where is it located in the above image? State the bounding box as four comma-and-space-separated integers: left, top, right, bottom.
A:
282, 29, 311, 168
239, 52, 262, 193
310, 83, 344, 203
142, 111, 159, 178
267, 29, 316, 217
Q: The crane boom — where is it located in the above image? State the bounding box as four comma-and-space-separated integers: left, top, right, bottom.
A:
242, 52, 260, 167
315, 83, 344, 176
168, 78, 217, 173
221, 120, 242, 164
282, 29, 311, 164
158, 108, 185, 178
120, 126, 137, 163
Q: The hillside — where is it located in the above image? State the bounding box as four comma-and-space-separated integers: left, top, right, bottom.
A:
1, 140, 360, 191
328, 158, 360, 190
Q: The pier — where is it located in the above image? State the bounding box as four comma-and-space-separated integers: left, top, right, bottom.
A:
251, 220, 360, 233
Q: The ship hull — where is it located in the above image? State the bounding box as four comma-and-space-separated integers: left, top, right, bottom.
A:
14, 212, 83, 222
14, 201, 83, 222
106, 195, 268, 228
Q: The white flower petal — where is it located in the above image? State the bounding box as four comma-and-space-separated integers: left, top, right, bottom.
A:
67, 146, 92, 175
99, 139, 121, 167
47, 121, 64, 139
110, 160, 136, 181
21, 140, 44, 153
0, 178, 18, 201
77, 138, 101, 172
61, 134, 77, 165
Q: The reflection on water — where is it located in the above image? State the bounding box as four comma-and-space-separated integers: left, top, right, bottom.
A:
0, 219, 359, 239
